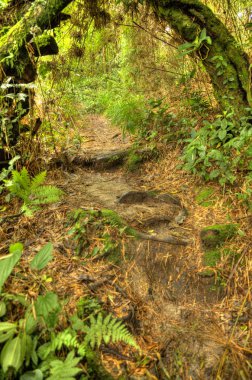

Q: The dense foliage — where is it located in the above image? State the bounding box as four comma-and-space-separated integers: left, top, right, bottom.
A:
0, 0, 252, 378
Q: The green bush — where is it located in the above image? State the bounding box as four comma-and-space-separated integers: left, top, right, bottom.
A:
181, 109, 252, 185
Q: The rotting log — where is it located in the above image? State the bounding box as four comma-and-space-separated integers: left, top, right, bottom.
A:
146, 0, 252, 115
65, 147, 155, 169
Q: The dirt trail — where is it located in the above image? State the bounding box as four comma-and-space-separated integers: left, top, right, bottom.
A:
50, 113, 231, 379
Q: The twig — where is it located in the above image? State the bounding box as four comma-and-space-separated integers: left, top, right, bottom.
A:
136, 231, 189, 245
100, 344, 135, 362
226, 247, 249, 285
132, 20, 177, 49
88, 275, 115, 291
0, 211, 24, 224
143, 65, 184, 76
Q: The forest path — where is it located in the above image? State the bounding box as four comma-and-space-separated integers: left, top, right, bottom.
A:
50, 112, 227, 378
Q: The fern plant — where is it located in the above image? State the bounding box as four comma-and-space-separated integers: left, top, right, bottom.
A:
47, 351, 82, 380
5, 167, 64, 216
83, 313, 139, 350
38, 312, 140, 362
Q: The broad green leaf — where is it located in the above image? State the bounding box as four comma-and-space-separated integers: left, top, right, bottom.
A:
209, 169, 220, 179
24, 334, 33, 366
0, 322, 17, 332
20, 369, 43, 380
200, 28, 207, 40
178, 42, 194, 51
8, 155, 21, 168
0, 322, 17, 343
2, 292, 28, 306
30, 243, 53, 271
218, 129, 226, 141
205, 36, 212, 44
35, 292, 60, 327
0, 335, 25, 373
0, 301, 6, 317
0, 242, 23, 291
25, 311, 38, 334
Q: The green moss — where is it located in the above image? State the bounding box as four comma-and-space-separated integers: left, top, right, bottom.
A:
153, 0, 251, 111
101, 209, 137, 236
200, 223, 238, 248
196, 187, 215, 207
125, 153, 142, 171
203, 249, 221, 266
198, 269, 215, 277
101, 208, 124, 228
33, 33, 52, 47
222, 248, 240, 260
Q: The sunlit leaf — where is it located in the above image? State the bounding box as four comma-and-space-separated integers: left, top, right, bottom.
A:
0, 322, 17, 343
30, 242, 53, 271
0, 335, 25, 373
20, 369, 43, 380
0, 243, 23, 291
0, 301, 6, 317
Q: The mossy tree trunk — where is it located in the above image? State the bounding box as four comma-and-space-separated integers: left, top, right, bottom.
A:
0, 0, 72, 79
146, 0, 252, 115
0, 0, 72, 156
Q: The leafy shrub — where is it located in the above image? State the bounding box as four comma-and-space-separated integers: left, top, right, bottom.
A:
181, 109, 252, 185
0, 155, 20, 194
104, 92, 146, 134
66, 208, 133, 259
0, 242, 139, 378
184, 90, 210, 115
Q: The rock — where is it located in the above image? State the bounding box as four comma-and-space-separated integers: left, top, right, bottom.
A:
200, 224, 238, 248
117, 191, 151, 204
157, 193, 181, 206
117, 190, 183, 206
174, 208, 188, 224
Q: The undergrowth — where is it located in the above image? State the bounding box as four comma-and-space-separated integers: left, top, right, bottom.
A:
0, 241, 139, 379
4, 167, 64, 216
181, 109, 252, 185
66, 208, 136, 260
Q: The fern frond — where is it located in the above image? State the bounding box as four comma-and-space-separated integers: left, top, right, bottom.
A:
52, 329, 79, 352
29, 186, 63, 205
47, 351, 82, 380
5, 168, 63, 216
77, 343, 86, 357
38, 329, 84, 361
13, 187, 30, 202
6, 168, 30, 198
21, 203, 37, 217
84, 313, 140, 350
30, 170, 47, 190
12, 168, 31, 191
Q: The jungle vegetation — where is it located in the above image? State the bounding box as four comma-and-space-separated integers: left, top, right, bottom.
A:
0, 0, 251, 379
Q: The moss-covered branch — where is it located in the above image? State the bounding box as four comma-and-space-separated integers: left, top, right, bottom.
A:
0, 0, 73, 79
147, 0, 252, 113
